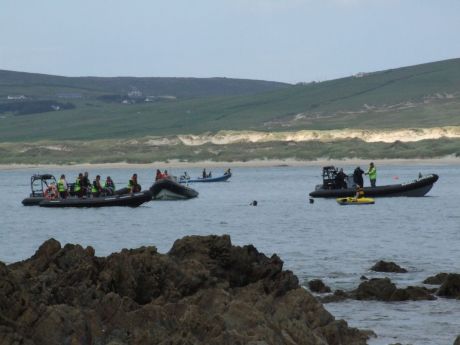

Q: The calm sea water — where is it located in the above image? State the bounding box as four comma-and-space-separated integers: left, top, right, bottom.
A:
1, 164, 459, 345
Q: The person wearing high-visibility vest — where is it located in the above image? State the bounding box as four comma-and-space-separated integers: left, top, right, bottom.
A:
91, 175, 103, 197
74, 173, 83, 198
365, 162, 377, 187
57, 174, 68, 199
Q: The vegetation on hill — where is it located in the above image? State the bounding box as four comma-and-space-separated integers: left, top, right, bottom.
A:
0, 58, 459, 144
0, 58, 459, 163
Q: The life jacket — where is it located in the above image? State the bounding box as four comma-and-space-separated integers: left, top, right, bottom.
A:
91, 180, 100, 193
57, 179, 66, 192
104, 181, 115, 189
74, 179, 81, 192
368, 167, 377, 180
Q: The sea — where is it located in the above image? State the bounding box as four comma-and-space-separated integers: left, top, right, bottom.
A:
1, 163, 459, 345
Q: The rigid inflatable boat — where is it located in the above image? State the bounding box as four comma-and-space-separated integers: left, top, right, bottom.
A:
309, 166, 438, 198
150, 178, 199, 200
22, 174, 152, 207
39, 191, 152, 208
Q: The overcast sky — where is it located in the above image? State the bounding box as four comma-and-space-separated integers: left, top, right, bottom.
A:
1, 0, 459, 83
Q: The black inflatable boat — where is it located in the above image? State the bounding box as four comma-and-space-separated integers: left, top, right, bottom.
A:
150, 178, 199, 200
22, 174, 152, 207
39, 191, 152, 208
309, 166, 439, 198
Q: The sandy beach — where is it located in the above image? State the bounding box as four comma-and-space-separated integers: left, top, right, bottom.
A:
1, 157, 460, 171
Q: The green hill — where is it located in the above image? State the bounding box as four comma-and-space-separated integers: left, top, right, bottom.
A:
0, 58, 459, 142
0, 70, 289, 100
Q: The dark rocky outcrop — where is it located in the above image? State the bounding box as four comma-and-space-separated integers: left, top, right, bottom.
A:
0, 235, 369, 345
370, 261, 407, 273
437, 273, 460, 299
354, 278, 435, 302
308, 279, 331, 293
423, 272, 449, 285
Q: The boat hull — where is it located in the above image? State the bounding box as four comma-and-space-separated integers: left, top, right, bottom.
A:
150, 179, 199, 200
180, 173, 231, 183
38, 191, 152, 208
310, 174, 438, 198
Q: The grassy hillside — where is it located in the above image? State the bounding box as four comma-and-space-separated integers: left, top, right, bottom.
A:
0, 58, 459, 143
0, 70, 289, 99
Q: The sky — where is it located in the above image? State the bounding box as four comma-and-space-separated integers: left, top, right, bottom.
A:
1, 0, 460, 83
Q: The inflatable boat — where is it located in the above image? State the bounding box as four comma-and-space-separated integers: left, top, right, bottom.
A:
179, 173, 231, 183
336, 197, 375, 205
150, 178, 199, 200
309, 166, 438, 198
22, 174, 152, 207
39, 191, 152, 208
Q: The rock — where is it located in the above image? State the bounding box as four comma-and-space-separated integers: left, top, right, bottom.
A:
0, 235, 370, 345
360, 275, 368, 280
355, 278, 397, 301
437, 273, 460, 298
370, 260, 407, 273
321, 289, 350, 303
389, 286, 436, 301
423, 272, 449, 285
354, 278, 435, 301
308, 279, 331, 293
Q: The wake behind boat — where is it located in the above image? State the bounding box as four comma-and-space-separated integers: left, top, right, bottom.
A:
309, 166, 439, 198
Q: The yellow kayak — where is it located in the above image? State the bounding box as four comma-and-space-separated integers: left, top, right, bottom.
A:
336, 197, 375, 205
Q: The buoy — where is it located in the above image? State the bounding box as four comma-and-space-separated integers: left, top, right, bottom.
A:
250, 200, 258, 206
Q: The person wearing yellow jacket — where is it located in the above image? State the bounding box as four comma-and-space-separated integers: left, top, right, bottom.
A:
365, 162, 377, 187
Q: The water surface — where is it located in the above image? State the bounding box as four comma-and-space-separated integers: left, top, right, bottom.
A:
1, 164, 459, 344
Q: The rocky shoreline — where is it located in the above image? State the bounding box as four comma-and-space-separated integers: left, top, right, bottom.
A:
0, 235, 370, 345
308, 261, 460, 304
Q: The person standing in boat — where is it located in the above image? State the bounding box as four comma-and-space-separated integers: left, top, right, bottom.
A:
365, 162, 377, 187
74, 173, 84, 198
57, 174, 68, 199
335, 168, 347, 189
202, 168, 207, 179
82, 171, 91, 195
353, 166, 365, 188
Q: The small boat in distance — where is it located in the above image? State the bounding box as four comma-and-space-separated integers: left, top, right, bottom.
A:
179, 172, 232, 183
309, 166, 439, 198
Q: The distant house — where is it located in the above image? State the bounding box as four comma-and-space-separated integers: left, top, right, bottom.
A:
353, 72, 368, 78
7, 95, 26, 100
128, 90, 143, 98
